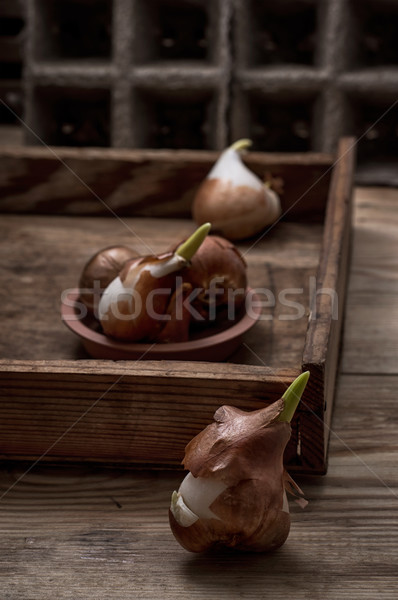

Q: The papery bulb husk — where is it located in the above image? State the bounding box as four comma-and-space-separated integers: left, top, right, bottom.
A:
192, 144, 281, 241
177, 235, 247, 323
79, 245, 139, 313
99, 252, 183, 342
169, 398, 299, 553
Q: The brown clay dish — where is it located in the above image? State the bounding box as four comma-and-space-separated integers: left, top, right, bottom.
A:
61, 288, 262, 362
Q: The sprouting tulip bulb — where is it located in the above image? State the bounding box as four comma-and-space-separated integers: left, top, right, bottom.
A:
278, 371, 310, 423
192, 139, 281, 241
99, 224, 210, 342
175, 222, 211, 262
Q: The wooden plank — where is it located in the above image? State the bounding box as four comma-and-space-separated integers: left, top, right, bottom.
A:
330, 374, 398, 462
301, 137, 356, 472
0, 361, 298, 466
0, 374, 397, 600
342, 186, 398, 375
0, 145, 332, 220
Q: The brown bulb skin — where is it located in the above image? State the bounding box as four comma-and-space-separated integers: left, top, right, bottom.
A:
100, 253, 187, 342
193, 179, 279, 241
176, 235, 247, 323
169, 492, 290, 553
79, 245, 138, 314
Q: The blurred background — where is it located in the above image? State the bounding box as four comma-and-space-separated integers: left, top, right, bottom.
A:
1, 0, 397, 183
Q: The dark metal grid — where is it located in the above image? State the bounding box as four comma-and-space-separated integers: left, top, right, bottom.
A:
22, 0, 398, 169
0, 0, 25, 126
24, 0, 230, 149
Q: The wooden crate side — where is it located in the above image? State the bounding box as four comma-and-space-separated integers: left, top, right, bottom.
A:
0, 146, 332, 220
301, 137, 356, 473
0, 360, 300, 467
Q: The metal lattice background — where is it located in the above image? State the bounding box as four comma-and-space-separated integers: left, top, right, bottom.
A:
1, 0, 398, 180
0, 0, 25, 130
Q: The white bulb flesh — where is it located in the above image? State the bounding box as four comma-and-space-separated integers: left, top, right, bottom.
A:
170, 491, 199, 527
148, 254, 187, 278
176, 472, 227, 523
171, 473, 289, 529
98, 275, 128, 321
207, 148, 263, 191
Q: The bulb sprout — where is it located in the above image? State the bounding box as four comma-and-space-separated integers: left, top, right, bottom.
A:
278, 371, 310, 423
229, 138, 253, 153
175, 222, 211, 262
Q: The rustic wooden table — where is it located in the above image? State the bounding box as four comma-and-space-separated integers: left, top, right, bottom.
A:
1, 186, 397, 599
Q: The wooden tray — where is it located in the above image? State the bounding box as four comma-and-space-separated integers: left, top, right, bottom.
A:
0, 138, 356, 474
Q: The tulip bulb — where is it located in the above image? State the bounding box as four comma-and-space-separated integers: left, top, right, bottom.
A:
79, 245, 139, 314
98, 223, 210, 342
169, 371, 309, 553
179, 235, 247, 323
192, 139, 282, 241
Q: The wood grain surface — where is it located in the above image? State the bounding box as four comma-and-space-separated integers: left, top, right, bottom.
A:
0, 215, 322, 366
342, 187, 398, 375
0, 186, 397, 599
0, 145, 333, 221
